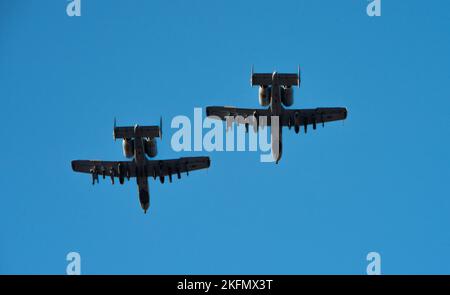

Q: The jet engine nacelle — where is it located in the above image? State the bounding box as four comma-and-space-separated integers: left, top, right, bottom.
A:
281, 86, 294, 107
144, 138, 158, 158
259, 86, 271, 106
122, 139, 134, 158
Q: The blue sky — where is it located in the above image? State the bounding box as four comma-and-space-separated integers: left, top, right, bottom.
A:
0, 0, 449, 274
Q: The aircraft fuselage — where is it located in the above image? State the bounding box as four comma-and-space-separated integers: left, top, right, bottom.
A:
133, 133, 150, 213
269, 72, 283, 164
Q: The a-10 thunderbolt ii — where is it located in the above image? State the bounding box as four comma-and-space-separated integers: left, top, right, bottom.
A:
71, 119, 211, 213
206, 67, 348, 163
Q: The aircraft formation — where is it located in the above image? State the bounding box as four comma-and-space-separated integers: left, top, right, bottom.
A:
72, 67, 347, 213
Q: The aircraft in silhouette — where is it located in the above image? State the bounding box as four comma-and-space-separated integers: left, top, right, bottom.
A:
206, 67, 347, 163
72, 118, 210, 213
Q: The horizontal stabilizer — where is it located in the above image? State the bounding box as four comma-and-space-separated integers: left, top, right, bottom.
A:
251, 73, 299, 87
113, 125, 161, 140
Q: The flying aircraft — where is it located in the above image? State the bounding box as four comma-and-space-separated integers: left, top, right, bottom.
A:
206, 67, 348, 163
71, 119, 211, 213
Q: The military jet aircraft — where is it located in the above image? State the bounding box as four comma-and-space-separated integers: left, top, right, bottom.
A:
206, 67, 348, 163
71, 118, 211, 213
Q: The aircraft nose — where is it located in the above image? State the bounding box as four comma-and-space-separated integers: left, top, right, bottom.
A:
141, 202, 149, 214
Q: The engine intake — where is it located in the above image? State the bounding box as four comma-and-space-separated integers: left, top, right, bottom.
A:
122, 139, 134, 158
144, 138, 158, 158
281, 86, 294, 107
259, 86, 271, 106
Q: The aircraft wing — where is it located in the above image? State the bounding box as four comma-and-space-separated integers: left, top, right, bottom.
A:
206, 106, 271, 120
206, 106, 347, 129
281, 107, 347, 128
71, 160, 137, 177
145, 157, 211, 180
72, 157, 210, 180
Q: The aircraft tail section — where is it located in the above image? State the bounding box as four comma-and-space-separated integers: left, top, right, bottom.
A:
114, 121, 162, 140
251, 67, 300, 88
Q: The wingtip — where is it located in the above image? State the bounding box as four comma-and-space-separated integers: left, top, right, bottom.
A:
113, 117, 117, 140
342, 108, 348, 120
205, 107, 211, 117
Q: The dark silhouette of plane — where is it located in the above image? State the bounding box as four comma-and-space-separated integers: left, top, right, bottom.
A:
206, 67, 348, 163
71, 118, 210, 213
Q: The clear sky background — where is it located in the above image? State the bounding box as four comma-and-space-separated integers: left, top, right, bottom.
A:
0, 0, 449, 274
